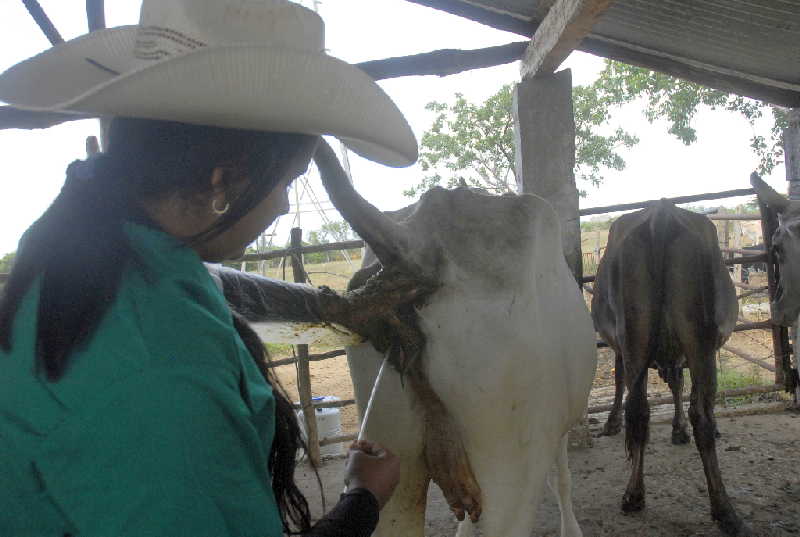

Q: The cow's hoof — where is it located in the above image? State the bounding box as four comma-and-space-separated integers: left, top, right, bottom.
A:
621, 492, 645, 513
602, 420, 622, 437
714, 511, 752, 537
671, 428, 691, 445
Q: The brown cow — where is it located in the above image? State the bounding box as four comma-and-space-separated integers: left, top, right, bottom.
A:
591, 200, 749, 536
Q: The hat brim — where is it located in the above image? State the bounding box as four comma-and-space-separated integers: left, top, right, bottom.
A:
0, 27, 418, 167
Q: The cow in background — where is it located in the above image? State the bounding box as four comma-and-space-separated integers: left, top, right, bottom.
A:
314, 141, 597, 537
739, 243, 766, 283
591, 200, 749, 536
750, 173, 800, 400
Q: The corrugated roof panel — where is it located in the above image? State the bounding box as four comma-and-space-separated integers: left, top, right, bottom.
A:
455, 0, 800, 87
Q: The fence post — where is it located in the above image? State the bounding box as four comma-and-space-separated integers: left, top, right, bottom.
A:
757, 201, 789, 387
290, 227, 321, 465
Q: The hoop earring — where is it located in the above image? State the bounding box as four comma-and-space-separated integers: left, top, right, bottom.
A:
212, 199, 230, 216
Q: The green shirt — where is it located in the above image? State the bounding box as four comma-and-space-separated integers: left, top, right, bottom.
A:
0, 223, 283, 537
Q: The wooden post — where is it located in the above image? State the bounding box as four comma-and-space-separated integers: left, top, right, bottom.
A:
785, 109, 800, 199
757, 201, 789, 387
290, 228, 320, 465
513, 69, 582, 283
785, 108, 800, 403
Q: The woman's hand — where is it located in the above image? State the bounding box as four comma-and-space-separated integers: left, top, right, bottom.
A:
344, 440, 400, 509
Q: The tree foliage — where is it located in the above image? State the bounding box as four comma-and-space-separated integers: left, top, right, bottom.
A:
409, 60, 789, 199
592, 61, 789, 175
406, 83, 638, 198
0, 251, 15, 273
307, 220, 357, 245
305, 220, 359, 265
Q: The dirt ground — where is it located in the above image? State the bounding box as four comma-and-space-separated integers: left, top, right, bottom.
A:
264, 242, 798, 536
268, 286, 800, 536
295, 411, 800, 537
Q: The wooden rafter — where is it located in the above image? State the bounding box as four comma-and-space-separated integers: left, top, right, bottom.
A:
357, 41, 526, 80
86, 0, 106, 32
21, 0, 63, 45
406, 0, 534, 36
0, 107, 89, 130
521, 0, 614, 79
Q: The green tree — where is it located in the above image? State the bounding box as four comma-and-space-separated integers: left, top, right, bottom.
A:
319, 220, 356, 243
409, 62, 789, 200
405, 83, 639, 198
304, 221, 359, 264
592, 61, 789, 175
0, 251, 15, 273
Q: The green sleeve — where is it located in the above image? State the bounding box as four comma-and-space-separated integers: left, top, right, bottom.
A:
33, 364, 283, 537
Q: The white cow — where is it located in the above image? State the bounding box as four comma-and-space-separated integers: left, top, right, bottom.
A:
315, 142, 597, 537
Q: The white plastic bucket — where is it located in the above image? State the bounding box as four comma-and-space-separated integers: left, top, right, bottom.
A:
295, 396, 344, 459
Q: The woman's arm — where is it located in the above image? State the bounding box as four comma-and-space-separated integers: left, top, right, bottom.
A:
304, 489, 379, 537
304, 441, 399, 537
207, 264, 329, 323
207, 264, 434, 342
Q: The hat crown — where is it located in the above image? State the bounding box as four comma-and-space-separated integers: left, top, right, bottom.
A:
134, 0, 324, 61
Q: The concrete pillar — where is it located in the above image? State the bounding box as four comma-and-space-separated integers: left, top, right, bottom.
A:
512, 69, 582, 282
785, 108, 800, 200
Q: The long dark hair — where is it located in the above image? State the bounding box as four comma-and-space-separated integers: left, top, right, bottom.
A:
0, 117, 316, 532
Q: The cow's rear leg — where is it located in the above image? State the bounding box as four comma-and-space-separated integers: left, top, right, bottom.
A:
687, 353, 751, 536
602, 352, 624, 437
547, 434, 583, 537
666, 367, 690, 445
621, 369, 649, 513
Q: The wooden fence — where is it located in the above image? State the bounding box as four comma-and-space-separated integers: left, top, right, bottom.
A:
0, 187, 791, 461
578, 186, 792, 412
242, 187, 793, 462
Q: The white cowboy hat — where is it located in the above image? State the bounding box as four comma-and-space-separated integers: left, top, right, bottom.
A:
0, 0, 418, 167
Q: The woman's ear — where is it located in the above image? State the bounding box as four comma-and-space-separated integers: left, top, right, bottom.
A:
209, 167, 229, 209
208, 166, 251, 213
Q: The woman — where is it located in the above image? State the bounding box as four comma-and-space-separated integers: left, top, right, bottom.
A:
0, 1, 420, 536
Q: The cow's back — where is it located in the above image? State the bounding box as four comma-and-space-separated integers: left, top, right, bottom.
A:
592, 202, 737, 369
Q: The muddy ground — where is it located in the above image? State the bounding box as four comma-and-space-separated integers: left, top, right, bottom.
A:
295, 411, 800, 537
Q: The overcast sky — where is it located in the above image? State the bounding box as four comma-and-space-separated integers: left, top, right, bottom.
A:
0, 0, 788, 255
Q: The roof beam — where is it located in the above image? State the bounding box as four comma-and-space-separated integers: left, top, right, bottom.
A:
357, 41, 527, 80
405, 0, 534, 36
521, 0, 614, 79
0, 107, 89, 130
86, 0, 106, 32
21, 0, 63, 45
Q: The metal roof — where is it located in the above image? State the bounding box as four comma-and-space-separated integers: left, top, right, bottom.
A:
409, 0, 800, 107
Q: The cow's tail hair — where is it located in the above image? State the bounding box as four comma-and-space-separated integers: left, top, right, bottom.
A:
624, 365, 650, 458
623, 203, 673, 458
646, 202, 673, 368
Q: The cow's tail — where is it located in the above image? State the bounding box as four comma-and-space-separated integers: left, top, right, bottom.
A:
625, 202, 673, 456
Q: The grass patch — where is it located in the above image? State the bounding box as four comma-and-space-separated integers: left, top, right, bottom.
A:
265, 343, 294, 359
716, 366, 769, 405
